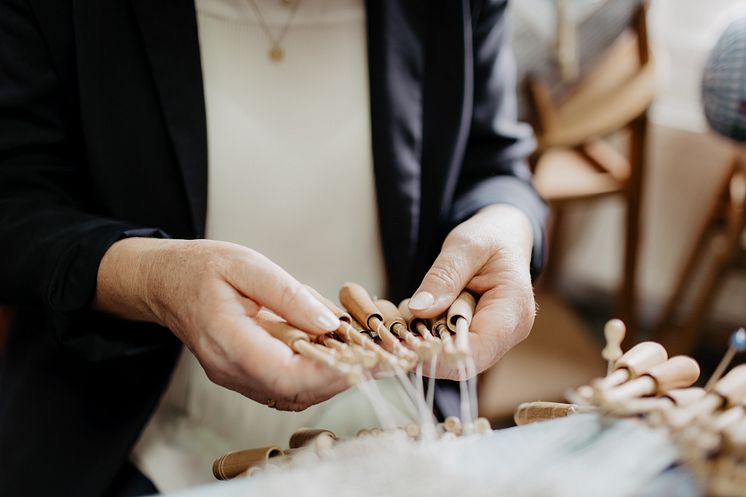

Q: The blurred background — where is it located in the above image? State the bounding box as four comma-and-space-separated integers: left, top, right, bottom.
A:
0, 0, 744, 427
481, 0, 746, 423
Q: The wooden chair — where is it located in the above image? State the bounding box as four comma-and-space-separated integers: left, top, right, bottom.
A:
527, 1, 655, 346
653, 149, 746, 355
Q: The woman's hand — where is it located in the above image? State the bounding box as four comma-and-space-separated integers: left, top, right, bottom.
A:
408, 204, 536, 379
95, 238, 347, 411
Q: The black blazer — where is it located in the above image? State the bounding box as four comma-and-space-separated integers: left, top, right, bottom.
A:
0, 0, 546, 495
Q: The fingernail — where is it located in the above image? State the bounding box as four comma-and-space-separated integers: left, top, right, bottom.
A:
409, 291, 435, 310
316, 310, 340, 332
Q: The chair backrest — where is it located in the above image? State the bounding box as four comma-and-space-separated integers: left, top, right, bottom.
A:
528, 0, 651, 139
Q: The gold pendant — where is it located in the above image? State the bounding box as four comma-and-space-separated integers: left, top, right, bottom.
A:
269, 45, 284, 62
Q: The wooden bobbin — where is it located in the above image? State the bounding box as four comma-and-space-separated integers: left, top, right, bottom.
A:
349, 343, 380, 368
354, 327, 405, 368
514, 401, 595, 425
376, 299, 432, 358
573, 385, 594, 403
351, 316, 377, 339
446, 291, 476, 356
288, 428, 337, 450
320, 336, 355, 361
668, 387, 708, 407
398, 299, 442, 352
339, 283, 383, 330
474, 417, 492, 435
705, 328, 746, 391
329, 312, 405, 370
404, 423, 420, 438
305, 286, 378, 365
212, 447, 285, 480
443, 416, 463, 435
375, 299, 407, 330
601, 319, 626, 375
723, 417, 746, 459
606, 387, 707, 416
714, 365, 746, 406
255, 312, 312, 346
322, 336, 379, 368
255, 312, 362, 383
305, 285, 352, 324
594, 341, 669, 391
378, 299, 436, 358
667, 365, 746, 429
710, 405, 746, 433
601, 355, 701, 403
340, 284, 418, 369
433, 316, 457, 357
369, 427, 384, 436
369, 302, 418, 366
304, 342, 363, 383
340, 315, 375, 339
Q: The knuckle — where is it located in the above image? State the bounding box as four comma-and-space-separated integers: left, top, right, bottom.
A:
444, 230, 471, 253
472, 235, 496, 257
222, 245, 260, 277
239, 246, 262, 266
202, 252, 226, 276
446, 224, 471, 243
426, 262, 462, 291
447, 226, 497, 256
278, 281, 304, 308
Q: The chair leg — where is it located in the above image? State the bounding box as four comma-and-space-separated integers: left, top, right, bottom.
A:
619, 115, 647, 347
665, 160, 746, 355
671, 237, 734, 356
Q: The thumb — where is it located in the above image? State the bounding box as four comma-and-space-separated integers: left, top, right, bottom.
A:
227, 250, 340, 335
409, 242, 481, 319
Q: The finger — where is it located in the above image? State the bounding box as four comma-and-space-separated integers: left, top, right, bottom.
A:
423, 293, 519, 381
227, 251, 339, 335
271, 378, 346, 411
237, 316, 349, 400
408, 242, 484, 319
467, 283, 535, 374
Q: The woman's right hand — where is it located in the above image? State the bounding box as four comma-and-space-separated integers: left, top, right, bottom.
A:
94, 237, 346, 411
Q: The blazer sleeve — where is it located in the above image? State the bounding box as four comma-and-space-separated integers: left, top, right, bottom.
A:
449, 0, 548, 278
0, 0, 166, 353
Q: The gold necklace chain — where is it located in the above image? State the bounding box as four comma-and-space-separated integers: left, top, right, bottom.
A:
246, 0, 303, 62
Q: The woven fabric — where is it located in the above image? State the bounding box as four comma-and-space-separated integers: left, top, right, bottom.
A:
702, 16, 746, 143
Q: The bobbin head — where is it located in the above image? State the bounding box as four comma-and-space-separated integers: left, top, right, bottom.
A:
602, 319, 626, 363
615, 342, 669, 376
714, 364, 746, 404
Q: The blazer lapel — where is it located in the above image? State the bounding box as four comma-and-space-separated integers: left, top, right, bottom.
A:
130, 0, 208, 237
366, 0, 427, 299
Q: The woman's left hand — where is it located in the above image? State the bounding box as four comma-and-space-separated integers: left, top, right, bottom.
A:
408, 204, 536, 379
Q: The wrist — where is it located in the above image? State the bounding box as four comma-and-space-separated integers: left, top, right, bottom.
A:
94, 236, 176, 324
473, 203, 534, 266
